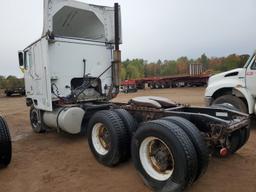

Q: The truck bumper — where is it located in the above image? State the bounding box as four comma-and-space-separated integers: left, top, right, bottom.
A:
204, 96, 212, 106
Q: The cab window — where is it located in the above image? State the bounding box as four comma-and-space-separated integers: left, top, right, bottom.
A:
250, 56, 256, 70
24, 51, 32, 70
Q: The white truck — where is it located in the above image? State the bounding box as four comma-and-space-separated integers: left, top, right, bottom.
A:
205, 51, 256, 115
17, 0, 250, 191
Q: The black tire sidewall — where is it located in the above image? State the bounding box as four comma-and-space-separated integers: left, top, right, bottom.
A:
30, 106, 45, 133
87, 111, 125, 166
163, 116, 209, 181
212, 95, 247, 113
0, 116, 12, 167
132, 123, 191, 191
113, 109, 138, 135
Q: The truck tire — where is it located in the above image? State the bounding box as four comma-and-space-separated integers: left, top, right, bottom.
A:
131, 119, 198, 191
242, 125, 250, 146
112, 109, 138, 161
0, 116, 12, 167
230, 127, 250, 153
162, 116, 209, 181
30, 106, 46, 133
213, 129, 247, 157
87, 110, 130, 166
211, 100, 250, 154
112, 109, 138, 135
211, 95, 247, 113
6, 92, 12, 97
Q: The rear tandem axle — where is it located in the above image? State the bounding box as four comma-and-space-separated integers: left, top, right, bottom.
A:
29, 96, 250, 191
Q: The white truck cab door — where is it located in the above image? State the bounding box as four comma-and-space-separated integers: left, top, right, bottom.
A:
23, 39, 53, 111
245, 54, 256, 97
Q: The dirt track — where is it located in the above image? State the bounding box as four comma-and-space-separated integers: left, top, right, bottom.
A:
0, 87, 255, 192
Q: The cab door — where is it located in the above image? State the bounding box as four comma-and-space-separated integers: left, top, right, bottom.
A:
23, 39, 52, 111
23, 50, 33, 96
245, 54, 256, 97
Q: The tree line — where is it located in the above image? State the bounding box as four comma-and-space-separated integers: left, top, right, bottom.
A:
121, 54, 249, 80
0, 76, 24, 89
0, 53, 250, 87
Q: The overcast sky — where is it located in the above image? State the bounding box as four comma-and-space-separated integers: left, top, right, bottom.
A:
0, 0, 255, 77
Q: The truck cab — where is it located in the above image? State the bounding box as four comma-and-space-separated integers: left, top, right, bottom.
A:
205, 51, 256, 114
18, 0, 121, 112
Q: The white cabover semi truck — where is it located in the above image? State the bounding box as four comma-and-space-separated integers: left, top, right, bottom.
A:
18, 0, 250, 191
205, 51, 256, 115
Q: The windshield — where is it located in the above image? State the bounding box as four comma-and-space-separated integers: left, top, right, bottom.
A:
53, 6, 105, 41
244, 52, 256, 68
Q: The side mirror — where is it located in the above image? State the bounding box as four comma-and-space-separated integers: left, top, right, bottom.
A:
18, 51, 24, 67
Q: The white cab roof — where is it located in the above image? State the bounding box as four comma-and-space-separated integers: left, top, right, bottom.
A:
43, 0, 121, 43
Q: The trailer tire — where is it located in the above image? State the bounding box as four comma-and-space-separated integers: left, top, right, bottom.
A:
87, 110, 130, 166
29, 106, 46, 133
131, 119, 198, 191
0, 116, 12, 167
212, 95, 247, 113
162, 116, 209, 181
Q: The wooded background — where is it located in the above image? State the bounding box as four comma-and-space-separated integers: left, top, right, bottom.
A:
0, 76, 24, 89
121, 54, 249, 80
0, 53, 250, 88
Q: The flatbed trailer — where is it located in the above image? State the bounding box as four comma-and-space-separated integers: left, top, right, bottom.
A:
134, 75, 209, 89
17, 1, 250, 191
120, 80, 138, 93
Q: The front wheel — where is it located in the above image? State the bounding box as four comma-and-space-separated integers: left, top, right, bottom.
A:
29, 106, 46, 133
211, 95, 247, 113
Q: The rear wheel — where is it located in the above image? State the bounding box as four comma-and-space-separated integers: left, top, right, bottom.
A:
131, 119, 198, 191
213, 128, 249, 157
87, 110, 130, 166
162, 116, 209, 181
228, 127, 250, 153
0, 116, 12, 167
211, 98, 250, 155
112, 109, 138, 135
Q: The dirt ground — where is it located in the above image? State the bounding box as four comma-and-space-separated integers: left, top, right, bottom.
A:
0, 87, 255, 192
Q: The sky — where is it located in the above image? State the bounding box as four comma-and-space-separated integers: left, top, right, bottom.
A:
0, 0, 255, 77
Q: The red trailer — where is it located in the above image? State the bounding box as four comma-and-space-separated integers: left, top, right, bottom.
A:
134, 75, 209, 89
120, 80, 138, 93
